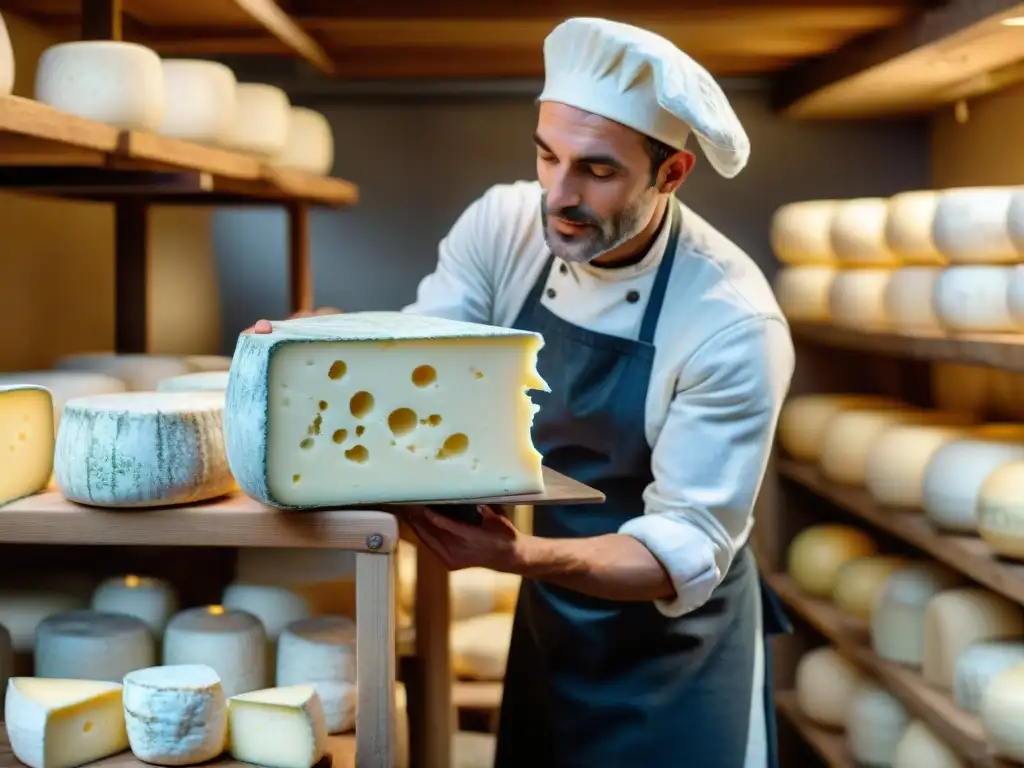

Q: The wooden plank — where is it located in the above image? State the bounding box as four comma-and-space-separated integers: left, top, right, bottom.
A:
0, 97, 120, 153
425, 466, 605, 506
355, 551, 398, 768
414, 545, 452, 768
288, 202, 313, 314
778, 458, 1024, 606
775, 690, 853, 767
115, 131, 263, 180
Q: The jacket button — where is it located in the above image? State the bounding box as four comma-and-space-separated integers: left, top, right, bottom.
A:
559, 263, 568, 275
626, 290, 641, 303
546, 288, 557, 299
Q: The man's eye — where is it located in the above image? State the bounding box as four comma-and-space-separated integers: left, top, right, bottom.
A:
588, 166, 615, 179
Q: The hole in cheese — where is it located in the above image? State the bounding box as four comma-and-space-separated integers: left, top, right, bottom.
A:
300, 438, 314, 450
437, 433, 469, 460
355, 425, 365, 437
350, 391, 374, 418
307, 414, 322, 436
411, 365, 437, 387
292, 474, 301, 483
83, 721, 93, 733
345, 445, 368, 464
332, 429, 347, 444
318, 400, 328, 411
471, 367, 484, 379
328, 361, 347, 380
407, 445, 416, 453
389, 408, 418, 436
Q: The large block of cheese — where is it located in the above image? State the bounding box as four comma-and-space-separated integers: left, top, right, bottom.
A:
865, 423, 968, 509
228, 685, 328, 768
769, 200, 838, 266
773, 266, 836, 322
0, 385, 54, 505
933, 186, 1021, 264
827, 269, 894, 332
830, 198, 900, 267
884, 191, 944, 266
787, 524, 877, 598
831, 555, 910, 620
777, 394, 900, 462
794, 647, 865, 729
54, 391, 234, 508
224, 312, 549, 508
4, 677, 129, 768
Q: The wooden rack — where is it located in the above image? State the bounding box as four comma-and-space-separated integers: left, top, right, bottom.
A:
759, 320, 1024, 767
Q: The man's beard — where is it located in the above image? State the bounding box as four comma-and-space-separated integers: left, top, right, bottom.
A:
540, 191, 655, 264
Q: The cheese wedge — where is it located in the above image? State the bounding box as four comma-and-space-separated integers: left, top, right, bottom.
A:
228, 685, 329, 768
0, 385, 54, 505
224, 312, 548, 508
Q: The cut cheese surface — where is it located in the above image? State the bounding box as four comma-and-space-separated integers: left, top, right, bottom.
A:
35, 41, 163, 130
847, 683, 910, 766
981, 664, 1024, 761
865, 422, 968, 508
934, 266, 1018, 333
830, 197, 900, 267
795, 646, 866, 729
884, 190, 943, 265
831, 556, 909, 620
228, 685, 328, 768
90, 576, 178, 636
769, 200, 838, 266
777, 395, 900, 462
893, 720, 964, 768
54, 391, 234, 508
0, 385, 54, 505
883, 266, 944, 335
452, 613, 514, 680
158, 59, 236, 145
4, 677, 128, 768
772, 266, 836, 322
274, 107, 334, 176
157, 371, 230, 392
53, 353, 191, 392
229, 83, 291, 157
0, 372, 126, 433
35, 610, 154, 682
787, 524, 877, 598
955, 640, 1024, 714
163, 606, 268, 697
224, 312, 549, 508
923, 588, 1024, 689
979, 460, 1024, 559
933, 186, 1021, 264
827, 269, 894, 331
123, 664, 227, 766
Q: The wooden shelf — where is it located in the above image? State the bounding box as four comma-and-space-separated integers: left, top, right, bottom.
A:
767, 572, 1010, 767
0, 96, 358, 206
775, 690, 852, 767
778, 458, 1024, 607
791, 322, 1024, 373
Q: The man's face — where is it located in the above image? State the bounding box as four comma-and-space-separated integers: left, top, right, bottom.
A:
535, 102, 661, 264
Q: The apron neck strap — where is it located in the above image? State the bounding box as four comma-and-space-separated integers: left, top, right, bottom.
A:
638, 198, 682, 344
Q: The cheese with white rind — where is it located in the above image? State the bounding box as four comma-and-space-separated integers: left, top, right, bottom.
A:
934, 266, 1019, 332
0, 385, 54, 505
163, 606, 268, 697
1009, 190, 1024, 255
123, 664, 227, 765
4, 677, 128, 768
225, 312, 548, 508
931, 363, 991, 419
831, 556, 910, 620
0, 12, 13, 97
222, 583, 311, 642
870, 563, 963, 667
883, 267, 944, 334
228, 685, 328, 768
0, 623, 11, 699
277, 615, 356, 733
933, 186, 1022, 264
35, 610, 154, 682
979, 460, 1024, 559
183, 355, 232, 373
53, 354, 191, 392
847, 683, 910, 766
35, 41, 163, 130
922, 437, 1024, 533
451, 568, 521, 620
831, 198, 900, 267
893, 720, 964, 768
452, 612, 514, 680
157, 371, 230, 392
787, 524, 877, 598
955, 640, 1024, 714
819, 406, 923, 486
158, 59, 237, 145
228, 83, 291, 157
90, 576, 178, 637
777, 395, 901, 462
884, 190, 944, 265
1006, 265, 1024, 330
772, 266, 836, 322
54, 391, 234, 508
769, 200, 838, 265
0, 592, 87, 653
0, 372, 126, 433
923, 588, 1024, 689
827, 269, 894, 331
982, 664, 1024, 761
865, 423, 968, 508
273, 107, 334, 176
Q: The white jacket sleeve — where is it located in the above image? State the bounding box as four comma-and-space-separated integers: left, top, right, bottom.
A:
618, 315, 794, 618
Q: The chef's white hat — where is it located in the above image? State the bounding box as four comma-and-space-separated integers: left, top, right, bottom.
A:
538, 17, 750, 179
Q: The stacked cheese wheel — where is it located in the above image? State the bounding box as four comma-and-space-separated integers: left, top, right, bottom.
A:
770, 186, 1024, 336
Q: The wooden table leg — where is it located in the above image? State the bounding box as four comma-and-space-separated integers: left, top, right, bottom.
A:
414, 546, 452, 768
288, 202, 313, 314
356, 550, 397, 768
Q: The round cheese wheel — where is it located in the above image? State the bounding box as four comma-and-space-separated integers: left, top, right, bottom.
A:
865, 422, 970, 508
0, 13, 13, 97
35, 41, 163, 130
931, 363, 991, 418
978, 460, 1024, 559
955, 639, 1024, 714
1006, 265, 1024, 330
0, 622, 10, 695
981, 664, 1024, 761
922, 588, 1024, 690
884, 190, 944, 265
794, 646, 866, 729
0, 591, 88, 652
883, 267, 944, 334
893, 720, 964, 768
157, 371, 230, 392
933, 187, 1021, 264
90, 575, 178, 636
163, 606, 269, 696
819, 406, 927, 486
787, 524, 877, 597
777, 395, 901, 462
53, 353, 191, 392
934, 266, 1018, 333
183, 355, 233, 373
221, 583, 311, 641
847, 683, 910, 766
452, 612, 514, 680
831, 198, 900, 266
870, 563, 963, 667
831, 556, 910, 620
773, 266, 836, 323
922, 437, 1024, 533
158, 59, 237, 145
828, 269, 894, 331
770, 200, 838, 266
35, 610, 155, 681
277, 615, 357, 734
228, 83, 291, 157
1008, 190, 1024, 255
274, 107, 334, 176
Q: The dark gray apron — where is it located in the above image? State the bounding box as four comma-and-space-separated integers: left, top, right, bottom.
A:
494, 200, 790, 767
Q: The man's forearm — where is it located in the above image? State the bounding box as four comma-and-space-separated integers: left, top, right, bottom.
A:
512, 533, 676, 602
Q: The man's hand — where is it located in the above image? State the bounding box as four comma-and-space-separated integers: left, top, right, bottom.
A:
242, 307, 342, 335
399, 505, 525, 572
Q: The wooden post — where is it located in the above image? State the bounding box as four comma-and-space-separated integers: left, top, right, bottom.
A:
80, 0, 122, 40
288, 202, 313, 314
414, 548, 453, 768
356, 551, 398, 768
113, 200, 150, 353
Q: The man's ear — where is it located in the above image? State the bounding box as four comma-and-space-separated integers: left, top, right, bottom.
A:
657, 150, 696, 194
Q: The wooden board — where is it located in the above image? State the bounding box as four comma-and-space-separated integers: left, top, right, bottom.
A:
774, 691, 852, 767
418, 466, 604, 506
